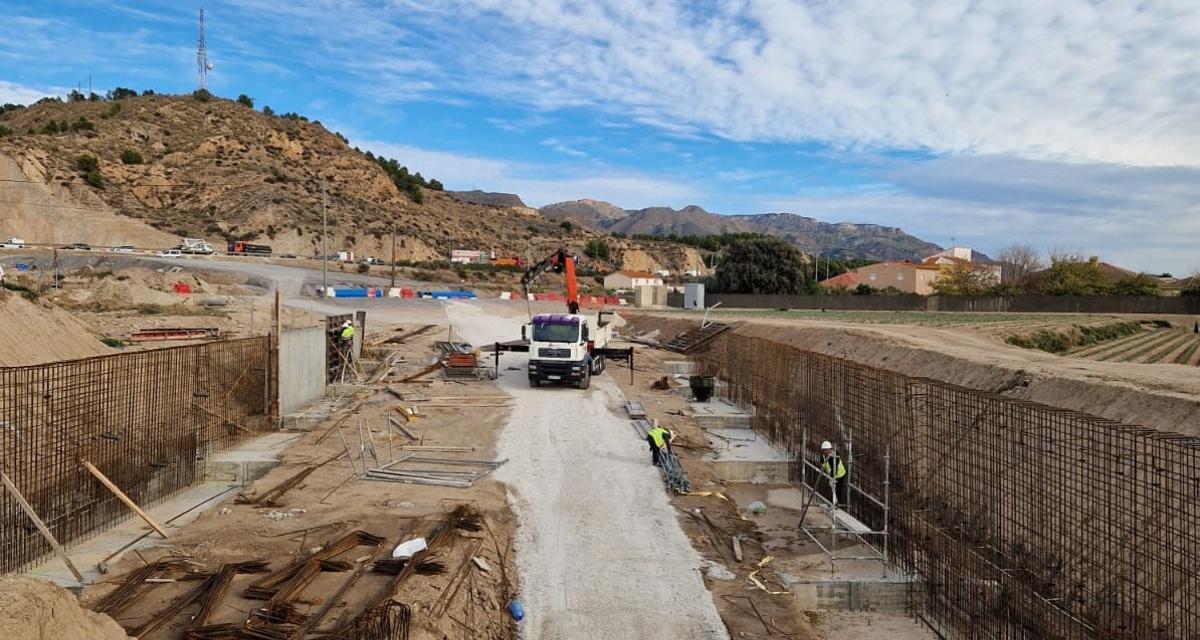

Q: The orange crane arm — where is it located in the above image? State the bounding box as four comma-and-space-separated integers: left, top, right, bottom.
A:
564, 254, 578, 308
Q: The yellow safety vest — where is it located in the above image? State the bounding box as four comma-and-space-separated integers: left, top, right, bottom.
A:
340, 326, 355, 340
648, 427, 670, 448
822, 454, 846, 479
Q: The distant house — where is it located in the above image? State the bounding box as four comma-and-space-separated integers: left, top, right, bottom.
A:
818, 271, 862, 290
854, 260, 941, 294
603, 270, 664, 290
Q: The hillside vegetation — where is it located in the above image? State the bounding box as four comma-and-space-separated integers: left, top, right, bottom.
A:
0, 91, 705, 273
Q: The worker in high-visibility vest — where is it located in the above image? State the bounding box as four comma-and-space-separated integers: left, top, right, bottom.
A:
820, 440, 848, 507
647, 425, 674, 467
338, 320, 355, 363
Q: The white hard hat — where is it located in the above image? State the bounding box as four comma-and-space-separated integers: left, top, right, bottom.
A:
342, 320, 351, 327
820, 440, 833, 450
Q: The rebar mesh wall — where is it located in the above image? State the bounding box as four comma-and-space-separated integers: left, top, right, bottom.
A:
694, 333, 1200, 640
0, 337, 272, 573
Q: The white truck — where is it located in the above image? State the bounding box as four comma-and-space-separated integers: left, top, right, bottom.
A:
179, 238, 215, 255
1, 238, 26, 249
523, 311, 616, 389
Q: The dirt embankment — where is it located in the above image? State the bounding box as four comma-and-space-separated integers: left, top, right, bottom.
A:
0, 576, 131, 640
0, 290, 111, 365
631, 314, 1200, 436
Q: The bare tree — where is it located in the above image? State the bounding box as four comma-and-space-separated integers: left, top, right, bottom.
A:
997, 244, 1045, 288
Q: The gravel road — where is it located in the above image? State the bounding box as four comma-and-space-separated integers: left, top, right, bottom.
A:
448, 302, 727, 640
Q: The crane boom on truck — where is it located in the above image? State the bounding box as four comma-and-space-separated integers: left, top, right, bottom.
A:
489, 248, 633, 389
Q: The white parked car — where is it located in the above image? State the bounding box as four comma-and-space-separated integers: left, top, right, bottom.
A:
110, 245, 136, 253
158, 249, 182, 258
1, 238, 26, 249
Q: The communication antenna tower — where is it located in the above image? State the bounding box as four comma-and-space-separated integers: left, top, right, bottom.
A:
196, 9, 211, 90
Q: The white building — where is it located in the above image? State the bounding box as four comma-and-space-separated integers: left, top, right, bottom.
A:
603, 270, 664, 290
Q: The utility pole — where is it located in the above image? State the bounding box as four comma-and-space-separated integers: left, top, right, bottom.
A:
321, 177, 328, 295
390, 223, 397, 289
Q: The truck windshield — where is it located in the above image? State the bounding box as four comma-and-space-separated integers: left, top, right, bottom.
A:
532, 321, 579, 343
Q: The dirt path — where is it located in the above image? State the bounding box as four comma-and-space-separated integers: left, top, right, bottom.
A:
446, 302, 727, 640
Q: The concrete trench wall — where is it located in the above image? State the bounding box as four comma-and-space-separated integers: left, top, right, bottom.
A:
279, 326, 327, 414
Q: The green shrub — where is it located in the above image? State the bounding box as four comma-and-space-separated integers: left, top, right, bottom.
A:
262, 105, 275, 116
41, 120, 62, 134
1150, 319, 1172, 328
101, 337, 126, 348
559, 221, 574, 232
69, 117, 95, 132
236, 94, 254, 108
0, 124, 11, 137
101, 102, 121, 119
119, 148, 144, 164
192, 88, 212, 102
76, 154, 99, 172
85, 170, 103, 188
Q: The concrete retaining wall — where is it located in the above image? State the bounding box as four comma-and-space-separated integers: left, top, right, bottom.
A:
280, 326, 327, 413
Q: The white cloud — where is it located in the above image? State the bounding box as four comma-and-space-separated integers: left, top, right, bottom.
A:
358, 140, 695, 209
251, 0, 1198, 167
0, 80, 63, 104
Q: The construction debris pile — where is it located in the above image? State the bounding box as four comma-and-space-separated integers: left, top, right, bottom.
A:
85, 505, 513, 639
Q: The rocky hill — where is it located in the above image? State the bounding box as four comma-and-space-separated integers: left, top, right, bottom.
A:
448, 190, 527, 208
0, 93, 706, 274
541, 201, 941, 261
540, 199, 629, 226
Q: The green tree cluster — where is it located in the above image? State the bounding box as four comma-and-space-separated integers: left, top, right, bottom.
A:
1034, 256, 1111, 296
931, 263, 998, 296
369, 154, 441, 204
236, 94, 254, 108
584, 239, 610, 261
1110, 274, 1160, 296
0, 103, 23, 116
0, 124, 12, 137
712, 236, 814, 294
106, 87, 138, 100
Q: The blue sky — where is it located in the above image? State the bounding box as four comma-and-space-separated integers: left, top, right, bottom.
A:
1, 1, 1198, 273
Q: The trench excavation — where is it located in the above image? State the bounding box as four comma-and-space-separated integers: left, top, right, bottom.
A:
690, 330, 1199, 639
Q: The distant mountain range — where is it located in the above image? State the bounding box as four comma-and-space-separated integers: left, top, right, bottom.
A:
539, 200, 941, 261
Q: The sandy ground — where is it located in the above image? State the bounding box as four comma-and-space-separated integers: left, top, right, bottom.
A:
0, 575, 131, 640
446, 302, 728, 640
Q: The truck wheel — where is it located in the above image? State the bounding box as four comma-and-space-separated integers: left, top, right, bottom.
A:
596, 355, 606, 374
577, 368, 591, 390
529, 377, 540, 388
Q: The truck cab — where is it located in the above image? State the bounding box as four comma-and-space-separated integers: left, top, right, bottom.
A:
525, 313, 611, 389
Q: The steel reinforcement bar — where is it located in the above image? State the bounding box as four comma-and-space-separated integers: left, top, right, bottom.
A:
693, 332, 1199, 640
0, 337, 273, 574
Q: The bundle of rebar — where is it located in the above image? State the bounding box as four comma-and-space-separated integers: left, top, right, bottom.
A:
334, 601, 412, 640
659, 450, 691, 493
243, 530, 382, 600
371, 554, 446, 576
92, 557, 197, 615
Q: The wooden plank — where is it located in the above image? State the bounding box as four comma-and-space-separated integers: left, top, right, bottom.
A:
81, 460, 170, 539
0, 470, 85, 582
